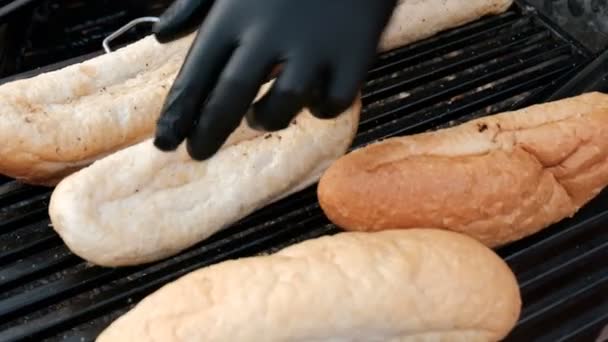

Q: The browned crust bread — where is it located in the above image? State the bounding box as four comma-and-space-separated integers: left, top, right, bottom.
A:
318, 92, 608, 247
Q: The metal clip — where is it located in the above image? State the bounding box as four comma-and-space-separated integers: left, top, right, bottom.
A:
102, 16, 160, 54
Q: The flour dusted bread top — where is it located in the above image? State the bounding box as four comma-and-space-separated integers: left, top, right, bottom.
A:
97, 229, 521, 342
0, 34, 195, 185
318, 92, 608, 247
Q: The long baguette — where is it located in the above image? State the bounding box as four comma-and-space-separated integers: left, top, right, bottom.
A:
96, 229, 522, 342
0, 0, 513, 185
48, 82, 360, 267
318, 92, 608, 247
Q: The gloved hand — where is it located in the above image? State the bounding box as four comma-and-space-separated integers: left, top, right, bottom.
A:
152, 0, 398, 160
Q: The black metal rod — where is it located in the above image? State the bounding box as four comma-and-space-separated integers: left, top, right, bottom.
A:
546, 48, 608, 100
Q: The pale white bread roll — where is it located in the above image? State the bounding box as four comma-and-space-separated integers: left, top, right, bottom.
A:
48, 82, 361, 267
0, 35, 194, 186
318, 92, 608, 248
0, 0, 513, 186
96, 229, 522, 342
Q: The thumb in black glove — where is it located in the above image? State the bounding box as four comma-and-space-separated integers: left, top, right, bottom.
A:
153, 0, 398, 160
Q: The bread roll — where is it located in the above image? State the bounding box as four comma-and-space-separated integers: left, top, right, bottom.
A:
318, 92, 608, 247
96, 229, 521, 342
0, 0, 512, 186
0, 35, 193, 186
48, 82, 360, 267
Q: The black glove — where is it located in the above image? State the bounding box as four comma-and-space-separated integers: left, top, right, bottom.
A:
153, 0, 398, 160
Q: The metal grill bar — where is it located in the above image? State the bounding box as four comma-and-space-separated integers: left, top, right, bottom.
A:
508, 275, 608, 341
556, 312, 608, 342
368, 10, 521, 77
0, 224, 59, 265
0, 194, 50, 234
354, 62, 574, 147
0, 182, 47, 208
361, 41, 570, 122
0, 246, 79, 292
363, 23, 547, 103
501, 188, 608, 341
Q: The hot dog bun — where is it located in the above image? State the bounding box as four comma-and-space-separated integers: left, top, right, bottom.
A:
96, 229, 522, 342
48, 82, 360, 267
0, 0, 512, 185
318, 92, 608, 247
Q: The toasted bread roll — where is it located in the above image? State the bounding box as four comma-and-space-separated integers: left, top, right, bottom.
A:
97, 229, 521, 342
318, 92, 608, 247
0, 0, 512, 185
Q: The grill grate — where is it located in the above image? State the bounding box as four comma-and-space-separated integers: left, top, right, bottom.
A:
0, 3, 607, 341
0, 0, 174, 77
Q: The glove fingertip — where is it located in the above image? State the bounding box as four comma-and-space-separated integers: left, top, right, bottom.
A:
154, 119, 184, 151
153, 0, 214, 43
153, 135, 178, 151
186, 137, 221, 161
309, 100, 350, 119
152, 21, 180, 43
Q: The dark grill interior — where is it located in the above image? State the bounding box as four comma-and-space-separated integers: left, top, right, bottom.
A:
0, 1, 607, 341
0, 0, 173, 77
